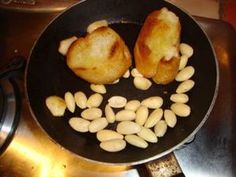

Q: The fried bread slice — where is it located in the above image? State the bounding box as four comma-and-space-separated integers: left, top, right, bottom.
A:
67, 26, 131, 84
134, 8, 181, 84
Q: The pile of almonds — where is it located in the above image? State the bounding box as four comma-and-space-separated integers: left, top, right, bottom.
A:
46, 42, 195, 152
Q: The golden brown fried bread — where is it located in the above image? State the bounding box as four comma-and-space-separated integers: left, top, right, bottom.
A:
152, 57, 180, 85
134, 8, 181, 84
67, 26, 131, 84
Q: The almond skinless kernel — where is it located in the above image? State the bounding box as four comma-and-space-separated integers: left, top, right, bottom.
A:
125, 100, 141, 111
86, 93, 103, 108
131, 68, 143, 77
108, 96, 127, 108
144, 108, 163, 128
74, 91, 87, 109
137, 127, 158, 143
141, 96, 163, 109
58, 36, 77, 56
164, 109, 177, 128
133, 76, 152, 90
115, 109, 136, 121
116, 121, 141, 135
96, 129, 124, 142
65, 91, 76, 113
154, 120, 168, 137
100, 139, 126, 152
170, 93, 189, 103
123, 69, 130, 78
45, 96, 66, 117
125, 134, 148, 149
171, 103, 191, 117
88, 118, 108, 133
176, 80, 195, 93
90, 84, 106, 94
104, 104, 116, 123
81, 108, 102, 120
135, 105, 149, 126
175, 66, 195, 82
179, 43, 193, 58
69, 117, 90, 133
179, 55, 189, 70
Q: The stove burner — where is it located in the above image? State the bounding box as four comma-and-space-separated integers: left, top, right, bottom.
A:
0, 79, 21, 154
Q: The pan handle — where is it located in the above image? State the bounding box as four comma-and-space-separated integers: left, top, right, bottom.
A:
0, 56, 26, 80
145, 152, 185, 177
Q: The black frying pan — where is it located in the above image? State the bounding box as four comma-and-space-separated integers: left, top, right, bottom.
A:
25, 0, 219, 165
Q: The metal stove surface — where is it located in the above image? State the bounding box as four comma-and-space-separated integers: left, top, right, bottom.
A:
0, 9, 236, 177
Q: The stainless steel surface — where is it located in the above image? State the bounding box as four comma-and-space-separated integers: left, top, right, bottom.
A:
0, 79, 17, 148
0, 10, 235, 177
175, 17, 236, 177
0, 0, 78, 12
1, 0, 36, 5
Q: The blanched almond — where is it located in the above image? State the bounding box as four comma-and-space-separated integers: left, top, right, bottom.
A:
86, 93, 103, 108
58, 36, 77, 55
104, 104, 116, 123
164, 109, 177, 128
133, 77, 152, 90
171, 103, 191, 117
125, 135, 148, 149
175, 66, 195, 82
96, 130, 124, 142
108, 96, 127, 108
170, 93, 189, 103
144, 108, 163, 128
87, 20, 108, 33
100, 139, 126, 152
115, 110, 136, 121
137, 127, 158, 143
45, 96, 66, 117
135, 105, 149, 126
116, 121, 141, 135
179, 55, 189, 70
123, 69, 130, 78
154, 120, 168, 137
90, 84, 106, 94
125, 100, 141, 111
176, 80, 195, 93
89, 118, 108, 133
131, 68, 143, 77
69, 117, 90, 132
81, 108, 102, 120
65, 91, 76, 113
110, 79, 120, 84
179, 43, 193, 58
141, 96, 163, 109
74, 91, 87, 109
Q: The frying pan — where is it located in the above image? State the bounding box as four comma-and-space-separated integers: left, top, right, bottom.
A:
25, 0, 219, 165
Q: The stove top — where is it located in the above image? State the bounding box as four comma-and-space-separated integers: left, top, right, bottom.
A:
0, 0, 78, 12
0, 9, 236, 177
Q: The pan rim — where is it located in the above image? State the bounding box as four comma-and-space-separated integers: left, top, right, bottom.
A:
24, 0, 220, 166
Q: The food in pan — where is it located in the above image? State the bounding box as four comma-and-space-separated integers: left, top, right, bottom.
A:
47, 8, 196, 152
66, 26, 132, 84
134, 7, 181, 84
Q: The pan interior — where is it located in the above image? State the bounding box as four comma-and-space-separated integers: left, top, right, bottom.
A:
26, 0, 218, 164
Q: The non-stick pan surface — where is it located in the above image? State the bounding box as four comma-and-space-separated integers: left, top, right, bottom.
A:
25, 0, 218, 165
